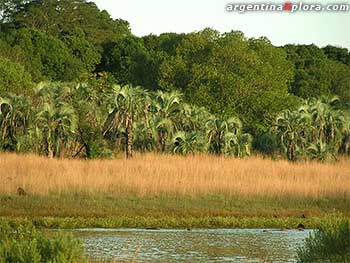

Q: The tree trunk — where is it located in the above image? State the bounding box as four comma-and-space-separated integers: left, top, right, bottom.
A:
47, 140, 54, 159
345, 138, 350, 155
288, 143, 296, 161
159, 132, 166, 152
126, 116, 133, 159
85, 143, 91, 159
330, 128, 334, 144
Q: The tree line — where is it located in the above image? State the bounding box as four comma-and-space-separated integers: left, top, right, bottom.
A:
0, 80, 348, 161
0, 0, 349, 160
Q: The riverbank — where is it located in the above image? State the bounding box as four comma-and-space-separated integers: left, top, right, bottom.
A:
0, 153, 349, 229
2, 194, 348, 229
1, 214, 347, 230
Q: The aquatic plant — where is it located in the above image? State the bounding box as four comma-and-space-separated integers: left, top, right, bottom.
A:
297, 220, 350, 262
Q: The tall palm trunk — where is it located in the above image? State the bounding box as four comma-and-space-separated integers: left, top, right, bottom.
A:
85, 143, 91, 159
126, 115, 133, 159
329, 128, 335, 144
46, 138, 54, 158
288, 143, 296, 161
158, 131, 167, 152
343, 136, 350, 155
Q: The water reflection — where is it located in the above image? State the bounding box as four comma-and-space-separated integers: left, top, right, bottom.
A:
74, 228, 311, 263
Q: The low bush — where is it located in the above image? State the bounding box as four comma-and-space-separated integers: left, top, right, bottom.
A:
297, 220, 350, 262
0, 221, 86, 263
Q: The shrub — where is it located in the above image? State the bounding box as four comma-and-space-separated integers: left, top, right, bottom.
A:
0, 222, 86, 263
0, 57, 32, 97
297, 220, 350, 263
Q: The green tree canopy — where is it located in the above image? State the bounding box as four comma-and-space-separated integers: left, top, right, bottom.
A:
160, 29, 299, 134
3, 28, 99, 81
100, 36, 157, 88
323, 45, 350, 65
0, 56, 32, 96
285, 44, 350, 107
1, 0, 130, 46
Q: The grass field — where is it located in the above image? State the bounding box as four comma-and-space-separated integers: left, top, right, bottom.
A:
0, 153, 349, 228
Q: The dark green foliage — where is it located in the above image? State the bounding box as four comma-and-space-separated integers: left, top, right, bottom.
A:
140, 33, 186, 89
284, 44, 350, 106
297, 221, 350, 263
0, 56, 32, 96
160, 29, 299, 133
0, 221, 86, 263
2, 0, 130, 45
72, 77, 112, 159
61, 30, 101, 74
253, 133, 279, 155
327, 60, 350, 107
0, 215, 339, 232
99, 36, 158, 89
1, 0, 128, 82
323, 45, 350, 65
3, 28, 95, 81
0, 39, 26, 65
143, 33, 185, 57
285, 44, 331, 98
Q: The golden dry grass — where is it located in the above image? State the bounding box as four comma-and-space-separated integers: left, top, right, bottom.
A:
0, 153, 349, 199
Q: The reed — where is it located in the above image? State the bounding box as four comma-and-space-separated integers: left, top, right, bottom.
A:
0, 153, 349, 199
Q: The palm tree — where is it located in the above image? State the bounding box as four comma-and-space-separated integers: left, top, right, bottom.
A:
35, 82, 72, 103
340, 119, 350, 155
150, 115, 175, 152
273, 110, 311, 161
305, 96, 342, 144
307, 141, 335, 161
205, 116, 249, 157
237, 133, 253, 157
302, 96, 345, 155
34, 82, 77, 158
150, 90, 182, 152
180, 104, 212, 132
104, 84, 149, 158
324, 109, 345, 148
170, 131, 205, 155
35, 102, 77, 158
72, 82, 108, 158
273, 96, 348, 161
134, 122, 155, 153
0, 94, 31, 152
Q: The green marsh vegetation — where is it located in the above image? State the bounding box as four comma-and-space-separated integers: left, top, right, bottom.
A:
0, 221, 87, 263
297, 219, 350, 263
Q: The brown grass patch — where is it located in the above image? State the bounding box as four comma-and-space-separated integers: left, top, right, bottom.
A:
0, 153, 349, 199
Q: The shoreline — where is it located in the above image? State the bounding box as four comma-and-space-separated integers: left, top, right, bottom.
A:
2, 215, 347, 230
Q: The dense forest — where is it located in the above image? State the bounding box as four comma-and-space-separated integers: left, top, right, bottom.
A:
0, 0, 349, 161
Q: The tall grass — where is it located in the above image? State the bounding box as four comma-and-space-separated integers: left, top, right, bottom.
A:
0, 153, 349, 199
297, 220, 350, 262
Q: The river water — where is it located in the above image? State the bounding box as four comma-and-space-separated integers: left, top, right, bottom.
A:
74, 228, 312, 263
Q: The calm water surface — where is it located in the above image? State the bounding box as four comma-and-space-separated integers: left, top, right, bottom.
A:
74, 228, 312, 263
